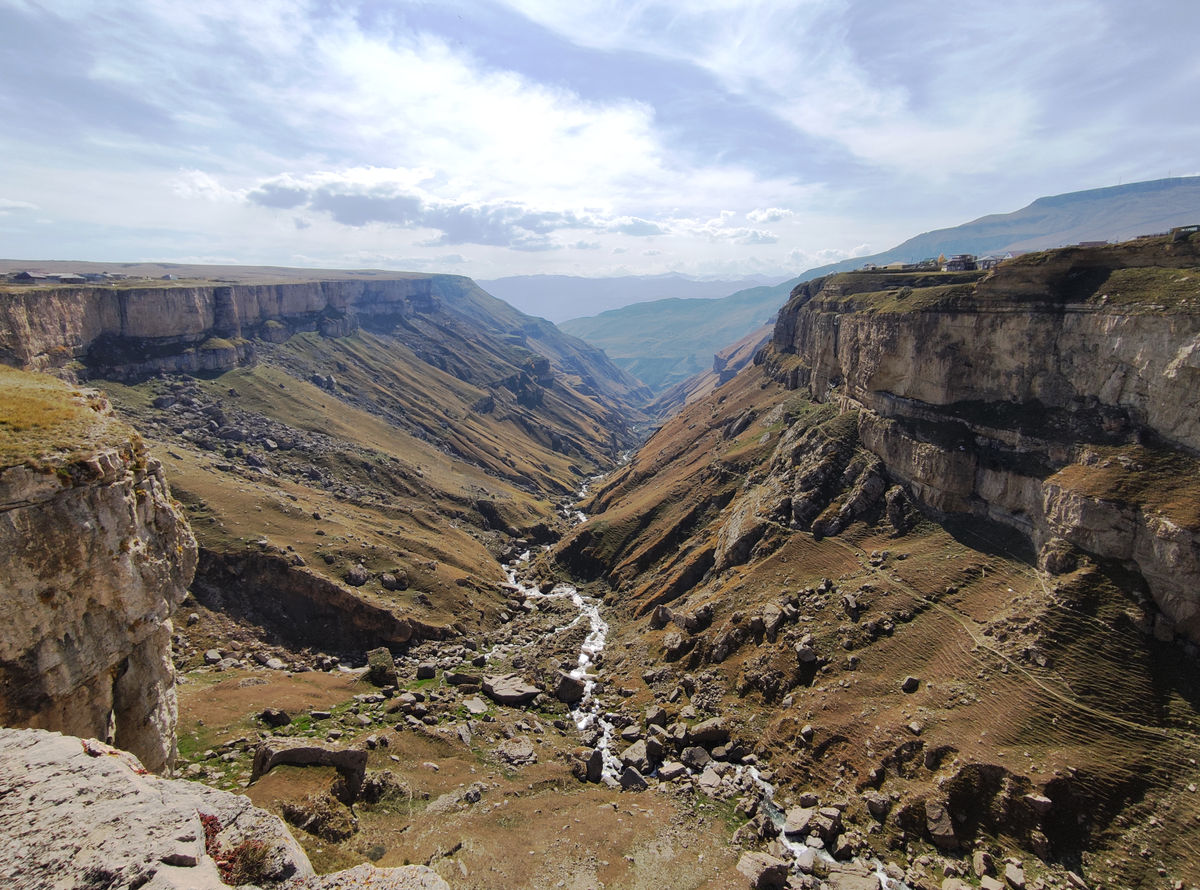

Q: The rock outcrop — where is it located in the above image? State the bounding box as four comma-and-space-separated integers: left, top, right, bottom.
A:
0, 727, 449, 889
0, 369, 197, 772
764, 236, 1200, 640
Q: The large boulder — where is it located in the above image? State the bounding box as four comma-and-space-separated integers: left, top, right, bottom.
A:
365, 647, 398, 687
250, 738, 368, 801
736, 851, 789, 889
554, 671, 587, 703
482, 673, 542, 706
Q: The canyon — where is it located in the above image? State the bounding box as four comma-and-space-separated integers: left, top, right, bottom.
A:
0, 234, 1198, 889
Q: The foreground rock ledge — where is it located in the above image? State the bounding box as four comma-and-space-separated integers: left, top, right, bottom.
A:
0, 728, 448, 890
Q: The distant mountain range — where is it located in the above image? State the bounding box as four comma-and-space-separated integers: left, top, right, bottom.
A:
476, 273, 775, 323
558, 176, 1200, 394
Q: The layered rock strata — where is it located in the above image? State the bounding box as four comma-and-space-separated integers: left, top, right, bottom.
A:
0, 371, 197, 771
0, 278, 436, 379
763, 237, 1200, 640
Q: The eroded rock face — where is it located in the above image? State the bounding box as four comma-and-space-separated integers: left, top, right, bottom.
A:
0, 398, 197, 772
765, 240, 1200, 641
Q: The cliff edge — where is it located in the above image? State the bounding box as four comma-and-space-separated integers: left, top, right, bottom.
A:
0, 367, 197, 771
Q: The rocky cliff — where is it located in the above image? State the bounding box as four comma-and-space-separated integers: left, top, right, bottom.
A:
0, 269, 649, 409
0, 367, 197, 772
0, 277, 435, 379
764, 235, 1200, 640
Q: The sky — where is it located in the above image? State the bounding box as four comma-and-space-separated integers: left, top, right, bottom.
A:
1, 0, 1198, 282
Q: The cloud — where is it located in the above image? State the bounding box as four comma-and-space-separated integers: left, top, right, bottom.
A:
610, 216, 666, 236
0, 198, 37, 213
246, 175, 602, 249
734, 228, 777, 245
747, 207, 793, 223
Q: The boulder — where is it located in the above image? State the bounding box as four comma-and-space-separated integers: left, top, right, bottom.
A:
554, 671, 587, 703
862, 790, 891, 820
259, 707, 292, 728
924, 798, 958, 850
689, 716, 730, 747
680, 745, 712, 771
783, 806, 815, 837
619, 766, 649, 791
657, 761, 688, 781
736, 851, 789, 889
620, 739, 650, 773
482, 674, 542, 706
250, 739, 368, 801
415, 662, 437, 680
585, 748, 604, 783
900, 675, 920, 693
463, 696, 489, 716
495, 736, 537, 766
366, 648, 398, 687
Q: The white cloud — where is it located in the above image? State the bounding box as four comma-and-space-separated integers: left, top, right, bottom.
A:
747, 207, 793, 224
0, 198, 38, 213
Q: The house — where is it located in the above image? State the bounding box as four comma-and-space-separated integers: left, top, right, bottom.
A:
1171, 224, 1200, 241
976, 254, 1012, 271
941, 254, 977, 272
1077, 240, 1109, 248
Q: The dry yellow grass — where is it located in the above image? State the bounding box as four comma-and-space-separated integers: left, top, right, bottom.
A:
0, 366, 126, 467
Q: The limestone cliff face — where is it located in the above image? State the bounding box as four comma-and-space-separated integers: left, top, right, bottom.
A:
0, 371, 197, 771
0, 277, 436, 379
764, 236, 1200, 640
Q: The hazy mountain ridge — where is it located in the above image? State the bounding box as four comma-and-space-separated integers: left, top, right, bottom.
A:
477, 273, 775, 322
560, 177, 1200, 396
